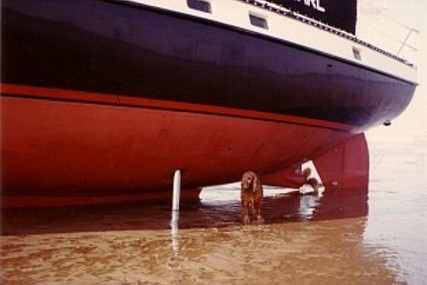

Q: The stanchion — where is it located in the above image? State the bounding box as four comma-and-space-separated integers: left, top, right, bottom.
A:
170, 170, 181, 253
172, 170, 181, 211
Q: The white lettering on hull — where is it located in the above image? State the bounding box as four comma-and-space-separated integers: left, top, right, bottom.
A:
294, 0, 326, 13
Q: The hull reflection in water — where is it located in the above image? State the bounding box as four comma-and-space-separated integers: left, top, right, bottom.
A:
1, 185, 368, 235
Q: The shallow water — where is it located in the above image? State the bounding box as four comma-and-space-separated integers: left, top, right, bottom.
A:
1, 140, 426, 285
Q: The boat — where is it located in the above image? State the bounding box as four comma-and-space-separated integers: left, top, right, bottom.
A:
1, 0, 417, 207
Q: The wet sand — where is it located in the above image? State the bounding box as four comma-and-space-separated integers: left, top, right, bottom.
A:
1, 140, 426, 284
0, 218, 404, 285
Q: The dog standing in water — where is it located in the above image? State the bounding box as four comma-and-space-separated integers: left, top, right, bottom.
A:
240, 171, 264, 224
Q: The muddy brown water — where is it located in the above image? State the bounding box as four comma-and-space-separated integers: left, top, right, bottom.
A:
1, 142, 426, 284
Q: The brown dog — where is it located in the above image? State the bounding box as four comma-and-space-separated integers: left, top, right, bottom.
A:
240, 171, 264, 224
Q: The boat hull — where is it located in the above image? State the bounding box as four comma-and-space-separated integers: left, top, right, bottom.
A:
0, 0, 416, 207
1, 85, 355, 207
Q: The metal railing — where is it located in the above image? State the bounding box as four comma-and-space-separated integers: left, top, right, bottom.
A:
238, 0, 416, 67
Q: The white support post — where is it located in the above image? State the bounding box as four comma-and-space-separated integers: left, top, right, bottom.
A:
172, 169, 181, 211
170, 170, 181, 254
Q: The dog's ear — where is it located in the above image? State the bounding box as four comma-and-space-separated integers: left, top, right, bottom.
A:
252, 173, 259, 191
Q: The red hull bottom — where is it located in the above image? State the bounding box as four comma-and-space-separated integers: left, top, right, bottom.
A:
1, 85, 369, 207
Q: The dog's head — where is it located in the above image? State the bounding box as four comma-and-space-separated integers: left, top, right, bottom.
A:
241, 171, 256, 190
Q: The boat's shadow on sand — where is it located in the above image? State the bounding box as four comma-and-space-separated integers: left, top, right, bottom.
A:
1, 189, 368, 236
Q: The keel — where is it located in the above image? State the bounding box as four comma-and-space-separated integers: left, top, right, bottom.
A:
262, 133, 369, 193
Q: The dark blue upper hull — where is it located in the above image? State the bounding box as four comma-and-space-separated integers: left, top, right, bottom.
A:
1, 0, 416, 129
